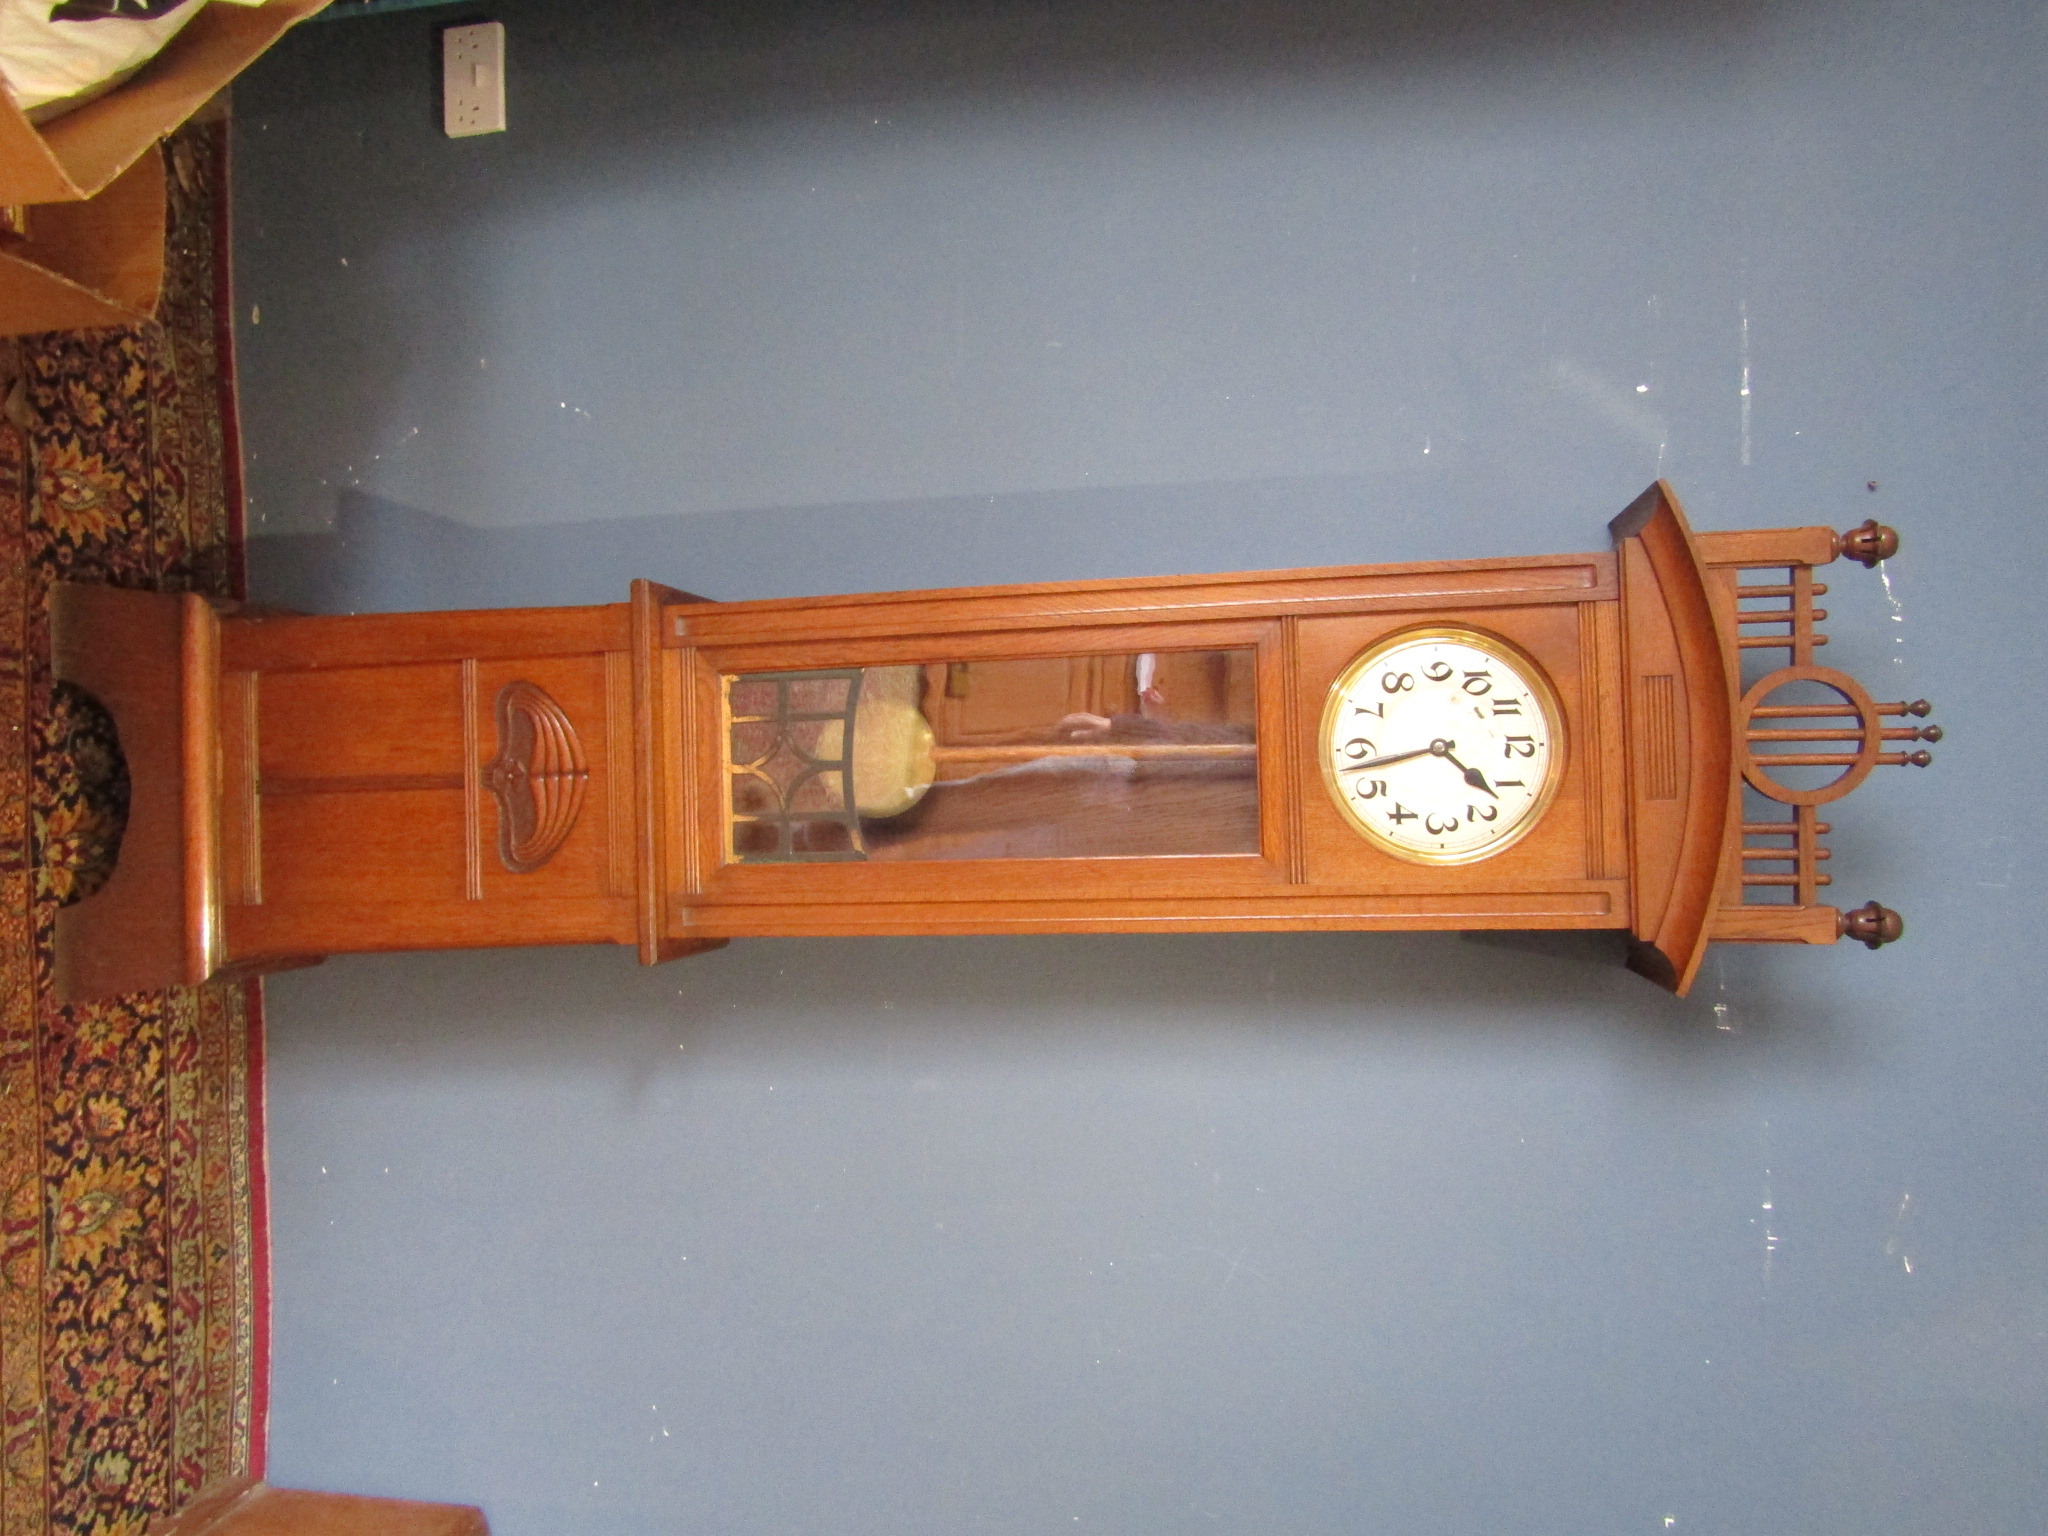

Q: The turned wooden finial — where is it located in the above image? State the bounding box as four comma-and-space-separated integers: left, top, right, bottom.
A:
1836, 518, 1898, 567
1839, 900, 1903, 949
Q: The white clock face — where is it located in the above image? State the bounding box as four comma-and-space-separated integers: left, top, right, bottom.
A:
1319, 628, 1563, 864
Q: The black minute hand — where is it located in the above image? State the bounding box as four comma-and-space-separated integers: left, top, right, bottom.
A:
1337, 743, 1439, 774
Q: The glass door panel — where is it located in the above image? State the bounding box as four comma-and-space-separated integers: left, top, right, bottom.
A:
724, 650, 1257, 863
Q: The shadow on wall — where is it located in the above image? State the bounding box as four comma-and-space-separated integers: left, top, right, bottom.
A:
464, 0, 1792, 175
267, 927, 1865, 1091
249, 472, 1479, 613
249, 0, 1800, 212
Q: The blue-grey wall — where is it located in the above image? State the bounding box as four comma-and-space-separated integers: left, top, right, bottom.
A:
232, 2, 2042, 1533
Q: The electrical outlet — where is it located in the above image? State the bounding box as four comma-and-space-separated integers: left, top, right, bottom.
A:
442, 22, 506, 138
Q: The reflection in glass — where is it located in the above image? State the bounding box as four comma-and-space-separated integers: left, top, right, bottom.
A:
724, 651, 1257, 863
725, 669, 863, 860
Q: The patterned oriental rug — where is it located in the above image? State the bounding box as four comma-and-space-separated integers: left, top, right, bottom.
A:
0, 121, 266, 1536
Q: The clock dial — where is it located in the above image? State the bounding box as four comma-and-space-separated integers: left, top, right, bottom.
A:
1319, 627, 1563, 865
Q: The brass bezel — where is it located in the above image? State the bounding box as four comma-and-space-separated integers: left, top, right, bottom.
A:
1316, 624, 1566, 867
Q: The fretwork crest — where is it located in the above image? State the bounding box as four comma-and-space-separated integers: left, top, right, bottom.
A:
1705, 518, 1934, 952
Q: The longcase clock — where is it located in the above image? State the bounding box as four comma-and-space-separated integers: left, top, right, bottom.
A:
50, 482, 1936, 1002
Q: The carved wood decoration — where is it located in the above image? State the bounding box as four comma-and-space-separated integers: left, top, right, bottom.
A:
1697, 518, 1936, 956
483, 680, 589, 873
1738, 667, 1937, 807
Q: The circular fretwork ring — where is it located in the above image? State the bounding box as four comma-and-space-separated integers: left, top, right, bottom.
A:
1737, 665, 1883, 806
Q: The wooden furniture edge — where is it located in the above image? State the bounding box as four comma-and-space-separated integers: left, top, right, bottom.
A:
145, 1478, 489, 1535
666, 557, 1618, 646
632, 579, 729, 966
1711, 903, 1842, 944
182, 590, 222, 983
219, 603, 622, 670
1609, 482, 1738, 995
1694, 524, 1840, 569
630, 580, 673, 964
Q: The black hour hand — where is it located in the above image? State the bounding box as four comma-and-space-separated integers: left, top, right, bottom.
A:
1435, 743, 1497, 798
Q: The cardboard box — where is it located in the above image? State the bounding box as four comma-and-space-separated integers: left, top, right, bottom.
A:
0, 0, 329, 334
0, 145, 165, 334
0, 0, 330, 205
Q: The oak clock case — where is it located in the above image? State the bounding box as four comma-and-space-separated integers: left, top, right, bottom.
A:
45, 482, 1935, 1005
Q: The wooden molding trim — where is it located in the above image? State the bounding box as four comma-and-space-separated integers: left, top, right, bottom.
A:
220, 604, 629, 671
632, 580, 693, 964
1610, 482, 1738, 995
666, 554, 1617, 646
1711, 903, 1841, 945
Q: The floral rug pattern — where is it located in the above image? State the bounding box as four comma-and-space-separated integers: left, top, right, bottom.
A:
36, 682, 130, 910
0, 121, 262, 1536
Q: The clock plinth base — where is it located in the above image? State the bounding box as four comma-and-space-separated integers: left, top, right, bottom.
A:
48, 583, 225, 1004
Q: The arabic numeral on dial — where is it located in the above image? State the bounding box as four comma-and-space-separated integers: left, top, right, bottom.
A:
1491, 696, 1521, 715
1386, 802, 1418, 824
1425, 812, 1459, 835
1502, 735, 1537, 759
1462, 670, 1492, 695
1423, 660, 1454, 683
1340, 736, 1378, 763
1350, 700, 1385, 719
1495, 779, 1525, 789
1382, 671, 1414, 694
1467, 803, 1499, 823
1353, 778, 1387, 801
